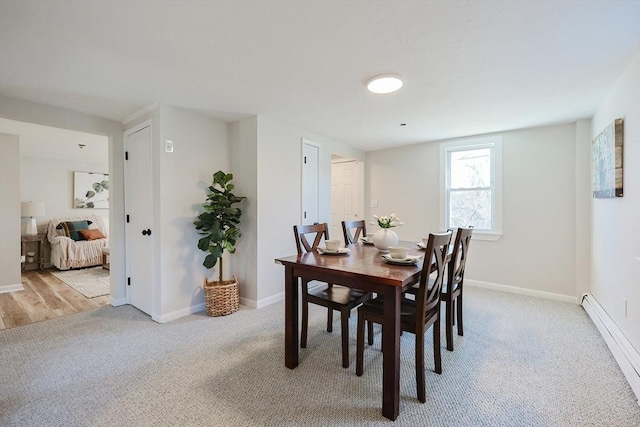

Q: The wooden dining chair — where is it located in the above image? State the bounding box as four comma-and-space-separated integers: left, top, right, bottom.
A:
293, 223, 374, 368
355, 231, 452, 403
440, 226, 473, 351
341, 219, 367, 245
404, 226, 473, 351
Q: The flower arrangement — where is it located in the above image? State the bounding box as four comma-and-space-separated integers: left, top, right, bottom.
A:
371, 213, 404, 229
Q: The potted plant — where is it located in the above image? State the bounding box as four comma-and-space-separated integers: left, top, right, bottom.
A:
194, 171, 246, 316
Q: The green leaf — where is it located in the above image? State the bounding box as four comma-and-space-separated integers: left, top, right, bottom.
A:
203, 254, 218, 269
85, 190, 96, 198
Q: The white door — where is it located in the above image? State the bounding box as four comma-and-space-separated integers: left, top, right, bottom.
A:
124, 124, 154, 316
331, 160, 362, 239
302, 140, 319, 225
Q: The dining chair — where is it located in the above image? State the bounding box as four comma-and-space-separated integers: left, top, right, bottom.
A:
440, 226, 473, 351
293, 223, 374, 368
341, 219, 367, 245
355, 231, 452, 403
405, 226, 473, 351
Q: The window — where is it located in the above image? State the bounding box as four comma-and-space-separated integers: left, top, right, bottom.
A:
440, 136, 502, 240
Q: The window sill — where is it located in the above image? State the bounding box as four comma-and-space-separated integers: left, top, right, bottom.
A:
472, 232, 502, 242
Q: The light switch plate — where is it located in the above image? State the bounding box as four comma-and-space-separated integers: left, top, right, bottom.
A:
165, 139, 174, 153
370, 199, 378, 208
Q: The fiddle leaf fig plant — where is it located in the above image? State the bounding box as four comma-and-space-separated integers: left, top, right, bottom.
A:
194, 171, 246, 282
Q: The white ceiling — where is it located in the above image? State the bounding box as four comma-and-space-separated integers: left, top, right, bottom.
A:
1, 1, 639, 152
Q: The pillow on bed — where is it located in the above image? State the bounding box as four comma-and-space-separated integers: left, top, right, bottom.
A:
56, 220, 92, 241
79, 229, 106, 241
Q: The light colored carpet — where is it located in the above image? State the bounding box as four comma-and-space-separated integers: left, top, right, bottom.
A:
1, 287, 638, 426
51, 266, 110, 298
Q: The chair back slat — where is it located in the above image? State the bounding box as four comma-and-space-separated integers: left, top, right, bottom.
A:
341, 220, 367, 245
293, 223, 329, 254
447, 226, 473, 291
415, 231, 452, 321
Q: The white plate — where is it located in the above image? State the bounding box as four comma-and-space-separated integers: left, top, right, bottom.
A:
382, 254, 422, 265
361, 238, 374, 245
416, 242, 427, 249
318, 247, 351, 255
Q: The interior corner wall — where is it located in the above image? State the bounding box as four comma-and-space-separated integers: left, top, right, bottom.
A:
575, 118, 592, 298
0, 96, 125, 301
254, 116, 365, 306
591, 52, 640, 352
156, 105, 230, 320
0, 133, 21, 290
230, 117, 258, 305
366, 122, 579, 298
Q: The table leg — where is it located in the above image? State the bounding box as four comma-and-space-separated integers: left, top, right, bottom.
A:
284, 266, 299, 369
382, 286, 401, 420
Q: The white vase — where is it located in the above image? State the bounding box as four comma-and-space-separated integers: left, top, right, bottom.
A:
372, 228, 398, 252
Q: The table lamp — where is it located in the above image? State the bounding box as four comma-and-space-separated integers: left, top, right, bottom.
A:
21, 201, 45, 236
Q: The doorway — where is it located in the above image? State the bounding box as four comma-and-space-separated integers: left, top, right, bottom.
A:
0, 118, 111, 329
331, 155, 364, 241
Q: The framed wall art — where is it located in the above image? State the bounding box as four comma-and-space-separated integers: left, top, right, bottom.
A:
592, 118, 623, 198
73, 171, 109, 208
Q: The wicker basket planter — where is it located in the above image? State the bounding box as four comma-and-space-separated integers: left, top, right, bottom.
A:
204, 276, 239, 317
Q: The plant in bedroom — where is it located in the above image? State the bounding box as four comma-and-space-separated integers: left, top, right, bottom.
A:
194, 171, 246, 316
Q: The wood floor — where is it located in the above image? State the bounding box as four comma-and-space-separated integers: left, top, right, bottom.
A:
0, 268, 109, 331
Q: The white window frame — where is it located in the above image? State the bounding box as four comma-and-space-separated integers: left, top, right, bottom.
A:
439, 136, 503, 241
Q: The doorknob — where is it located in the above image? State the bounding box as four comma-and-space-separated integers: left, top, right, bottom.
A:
142, 229, 151, 236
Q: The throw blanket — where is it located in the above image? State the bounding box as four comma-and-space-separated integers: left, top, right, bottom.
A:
47, 215, 108, 270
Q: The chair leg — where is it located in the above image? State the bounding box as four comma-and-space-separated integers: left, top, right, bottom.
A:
433, 316, 442, 375
301, 281, 309, 348
356, 311, 365, 376
327, 307, 333, 333
341, 310, 350, 368
367, 320, 374, 345
457, 293, 464, 336
416, 329, 426, 403
446, 299, 454, 351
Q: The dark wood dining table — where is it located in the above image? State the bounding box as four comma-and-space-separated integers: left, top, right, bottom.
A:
275, 240, 427, 421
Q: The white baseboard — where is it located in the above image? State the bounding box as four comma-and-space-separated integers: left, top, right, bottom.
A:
251, 291, 285, 309
581, 293, 640, 402
153, 302, 206, 323
0, 283, 24, 294
109, 296, 129, 306
466, 279, 578, 304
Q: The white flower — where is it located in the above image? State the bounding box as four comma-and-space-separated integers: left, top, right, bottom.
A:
373, 214, 403, 229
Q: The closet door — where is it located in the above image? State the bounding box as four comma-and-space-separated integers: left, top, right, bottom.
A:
124, 123, 154, 316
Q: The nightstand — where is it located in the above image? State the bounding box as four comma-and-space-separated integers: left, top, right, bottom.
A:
21, 234, 45, 272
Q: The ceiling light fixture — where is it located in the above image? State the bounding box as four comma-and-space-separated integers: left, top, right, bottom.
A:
366, 74, 403, 94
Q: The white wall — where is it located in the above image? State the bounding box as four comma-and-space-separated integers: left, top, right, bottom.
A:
157, 105, 230, 319
367, 122, 587, 299
253, 116, 365, 305
0, 133, 21, 290
591, 53, 640, 352
230, 117, 258, 303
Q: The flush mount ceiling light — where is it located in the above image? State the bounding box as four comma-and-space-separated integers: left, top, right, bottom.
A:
366, 74, 403, 94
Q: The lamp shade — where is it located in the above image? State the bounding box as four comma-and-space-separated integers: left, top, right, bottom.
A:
21, 201, 45, 217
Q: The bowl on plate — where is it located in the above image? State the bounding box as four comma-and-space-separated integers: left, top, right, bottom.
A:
388, 246, 409, 259
325, 239, 341, 251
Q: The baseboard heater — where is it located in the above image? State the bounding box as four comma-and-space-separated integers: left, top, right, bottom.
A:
581, 293, 640, 403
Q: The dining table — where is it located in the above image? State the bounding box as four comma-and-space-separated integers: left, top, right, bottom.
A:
275, 240, 430, 421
